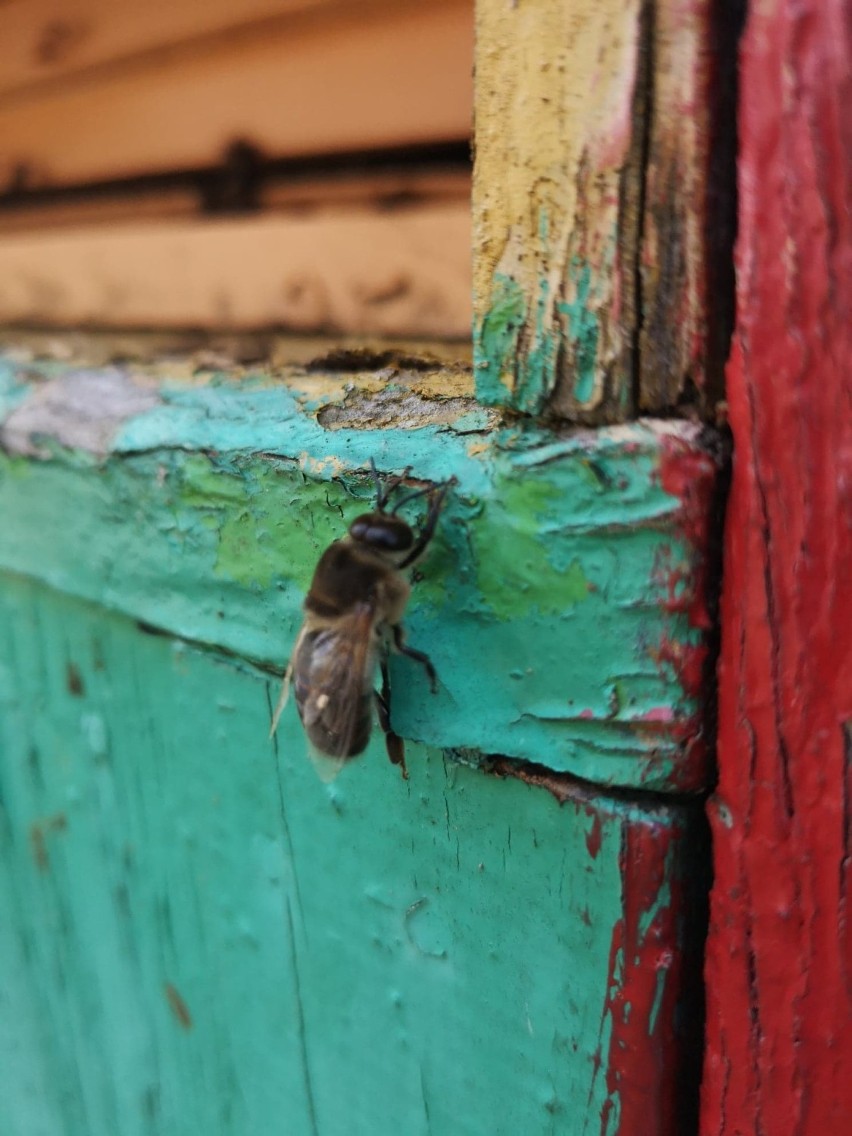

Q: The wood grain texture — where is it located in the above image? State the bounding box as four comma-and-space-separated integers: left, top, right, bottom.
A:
0, 203, 472, 338
0, 351, 721, 793
701, 0, 852, 1131
0, 575, 707, 1136
472, 0, 647, 421
0, 0, 473, 188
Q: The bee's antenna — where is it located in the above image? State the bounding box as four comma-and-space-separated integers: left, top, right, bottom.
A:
390, 484, 434, 515
371, 460, 412, 511
391, 475, 457, 516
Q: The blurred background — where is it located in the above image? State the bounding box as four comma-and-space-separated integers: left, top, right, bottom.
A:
0, 0, 473, 342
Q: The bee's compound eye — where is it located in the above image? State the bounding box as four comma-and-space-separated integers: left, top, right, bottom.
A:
349, 513, 413, 552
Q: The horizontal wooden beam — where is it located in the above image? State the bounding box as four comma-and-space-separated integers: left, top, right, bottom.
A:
0, 167, 471, 234
0, 0, 356, 98
0, 345, 721, 792
0, 202, 472, 338
0, 0, 473, 188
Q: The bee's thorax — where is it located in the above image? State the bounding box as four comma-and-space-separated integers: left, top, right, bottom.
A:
304, 539, 409, 624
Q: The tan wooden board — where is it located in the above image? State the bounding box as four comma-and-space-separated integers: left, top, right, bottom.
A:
0, 202, 472, 338
0, 0, 473, 189
0, 0, 353, 96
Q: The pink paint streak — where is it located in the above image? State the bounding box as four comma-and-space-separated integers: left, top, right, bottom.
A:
635, 707, 676, 724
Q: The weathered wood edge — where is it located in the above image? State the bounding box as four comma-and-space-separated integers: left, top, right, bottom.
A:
638, 0, 741, 413
639, 0, 711, 410
472, 0, 646, 422
0, 352, 721, 792
473, 0, 731, 422
701, 0, 852, 1130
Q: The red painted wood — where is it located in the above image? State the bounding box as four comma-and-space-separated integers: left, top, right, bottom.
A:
701, 1, 852, 1133
600, 823, 684, 1136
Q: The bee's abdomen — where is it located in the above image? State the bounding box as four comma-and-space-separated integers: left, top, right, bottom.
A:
301, 695, 373, 759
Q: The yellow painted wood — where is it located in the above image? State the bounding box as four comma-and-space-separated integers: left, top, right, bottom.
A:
473, 0, 648, 420
473, 0, 729, 421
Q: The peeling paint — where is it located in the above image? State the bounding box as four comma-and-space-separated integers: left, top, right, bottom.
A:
558, 261, 601, 407
703, 2, 852, 1130
316, 385, 493, 433
473, 0, 645, 420
0, 367, 160, 456
0, 357, 718, 792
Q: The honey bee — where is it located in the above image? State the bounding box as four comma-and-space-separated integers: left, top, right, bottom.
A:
270, 461, 452, 778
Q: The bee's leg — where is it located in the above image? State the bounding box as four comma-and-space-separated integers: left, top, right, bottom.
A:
398, 484, 450, 569
390, 624, 437, 693
377, 660, 408, 779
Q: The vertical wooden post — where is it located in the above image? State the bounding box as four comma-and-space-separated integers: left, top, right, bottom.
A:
472, 0, 728, 422
473, 0, 648, 421
702, 1, 852, 1132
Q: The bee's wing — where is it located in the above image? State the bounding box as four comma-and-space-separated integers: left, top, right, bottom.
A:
306, 744, 348, 784
269, 624, 309, 739
296, 602, 380, 774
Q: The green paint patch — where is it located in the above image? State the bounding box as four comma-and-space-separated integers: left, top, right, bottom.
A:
0, 451, 33, 482
562, 559, 594, 604
648, 967, 668, 1040
175, 456, 362, 592
511, 209, 562, 411
638, 850, 674, 944
470, 472, 593, 619
474, 273, 525, 406
0, 363, 32, 418
178, 455, 249, 506
447, 408, 494, 434
476, 219, 611, 415
558, 260, 601, 407
513, 274, 560, 413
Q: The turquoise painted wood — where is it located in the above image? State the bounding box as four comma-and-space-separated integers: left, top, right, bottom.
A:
0, 575, 705, 1136
0, 347, 715, 1134
0, 358, 717, 793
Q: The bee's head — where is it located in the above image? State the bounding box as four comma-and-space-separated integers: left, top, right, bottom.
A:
348, 512, 414, 560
